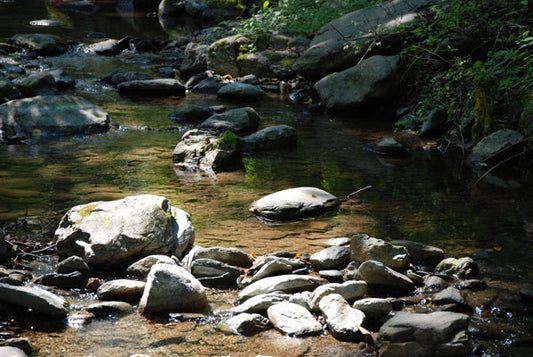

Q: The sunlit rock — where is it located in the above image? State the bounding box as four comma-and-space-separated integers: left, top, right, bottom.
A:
319, 293, 365, 341
55, 195, 194, 266
267, 301, 323, 337
350, 234, 410, 271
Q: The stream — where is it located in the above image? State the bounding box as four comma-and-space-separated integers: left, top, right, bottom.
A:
1, 1, 532, 356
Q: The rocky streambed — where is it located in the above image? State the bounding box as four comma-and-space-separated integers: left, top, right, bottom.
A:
1, 193, 532, 356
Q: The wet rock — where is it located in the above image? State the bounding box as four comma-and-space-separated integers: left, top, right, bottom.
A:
198, 107, 260, 135
457, 279, 487, 291
226, 313, 271, 336
267, 301, 323, 337
0, 95, 109, 143
251, 259, 293, 282
0, 337, 34, 356
126, 255, 178, 278
57, 255, 90, 275
238, 274, 327, 302
183, 246, 252, 269
48, 69, 75, 90
172, 129, 244, 173
314, 55, 400, 110
364, 137, 408, 157
244, 125, 297, 152
0, 43, 23, 55
319, 270, 343, 283
435, 257, 479, 278
0, 273, 26, 286
0, 346, 27, 357
12, 72, 57, 97
40, 271, 87, 288
352, 297, 392, 322
0, 283, 68, 317
424, 275, 449, 291
190, 258, 241, 286
86, 301, 133, 316
207, 34, 253, 77
117, 79, 186, 96
97, 279, 146, 302
180, 42, 208, 78
139, 263, 208, 315
249, 187, 341, 222
432, 287, 464, 305
319, 293, 365, 341
230, 292, 291, 314
85, 277, 102, 292
390, 240, 444, 268
169, 105, 215, 124
191, 77, 218, 94
469, 129, 526, 167
310, 245, 351, 271
420, 108, 448, 137
10, 33, 68, 56
350, 234, 409, 271
0, 79, 21, 103
377, 311, 470, 357
309, 280, 367, 312
55, 195, 194, 266
100, 69, 153, 86
358, 260, 415, 296
218, 82, 264, 101
88, 38, 129, 56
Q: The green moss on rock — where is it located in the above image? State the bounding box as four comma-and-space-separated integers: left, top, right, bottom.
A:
216, 130, 245, 151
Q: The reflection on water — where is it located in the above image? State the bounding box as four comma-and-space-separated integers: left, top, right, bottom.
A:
1, 1, 533, 356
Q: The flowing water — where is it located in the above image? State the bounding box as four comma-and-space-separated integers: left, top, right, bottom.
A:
1, 1, 532, 356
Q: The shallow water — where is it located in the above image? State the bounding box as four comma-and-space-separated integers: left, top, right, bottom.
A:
1, 1, 533, 356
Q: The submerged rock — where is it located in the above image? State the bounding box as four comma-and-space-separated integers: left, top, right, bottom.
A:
10, 33, 68, 56
0, 283, 68, 317
226, 313, 271, 336
267, 301, 323, 337
364, 137, 408, 157
377, 311, 470, 357
249, 187, 341, 222
0, 95, 109, 143
139, 263, 208, 315
55, 195, 195, 266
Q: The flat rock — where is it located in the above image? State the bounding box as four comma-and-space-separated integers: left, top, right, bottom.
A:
309, 280, 367, 311
470, 129, 526, 167
350, 234, 409, 271
0, 95, 109, 143
190, 258, 241, 286
217, 82, 264, 101
96, 279, 145, 302
182, 245, 252, 268
225, 313, 271, 336
117, 79, 186, 96
249, 187, 341, 222
86, 301, 133, 316
230, 292, 291, 315
238, 274, 327, 302
0, 283, 68, 317
377, 311, 470, 357
267, 301, 323, 337
310, 245, 352, 271
251, 260, 293, 282
55, 195, 194, 266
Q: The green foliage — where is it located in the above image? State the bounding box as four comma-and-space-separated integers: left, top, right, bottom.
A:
400, 0, 532, 140
236, 0, 381, 34
206, 0, 244, 9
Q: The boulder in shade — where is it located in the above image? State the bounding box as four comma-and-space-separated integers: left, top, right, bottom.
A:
0, 283, 68, 317
117, 79, 186, 96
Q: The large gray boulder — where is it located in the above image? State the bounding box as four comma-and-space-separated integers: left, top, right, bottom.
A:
310, 245, 352, 271
55, 195, 195, 267
182, 245, 253, 268
10, 33, 68, 56
96, 279, 146, 302
293, 0, 431, 80
267, 302, 323, 337
12, 72, 57, 97
469, 129, 526, 167
230, 292, 291, 315
377, 311, 470, 357
198, 107, 260, 135
390, 240, 444, 268
350, 234, 409, 271
249, 187, 341, 222
314, 55, 400, 111
319, 293, 366, 341
138, 263, 208, 315
0, 95, 109, 143
172, 129, 245, 174
0, 283, 68, 317
358, 260, 415, 296
244, 125, 297, 152
238, 274, 327, 302
117, 79, 186, 96
217, 82, 265, 101
309, 280, 367, 312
